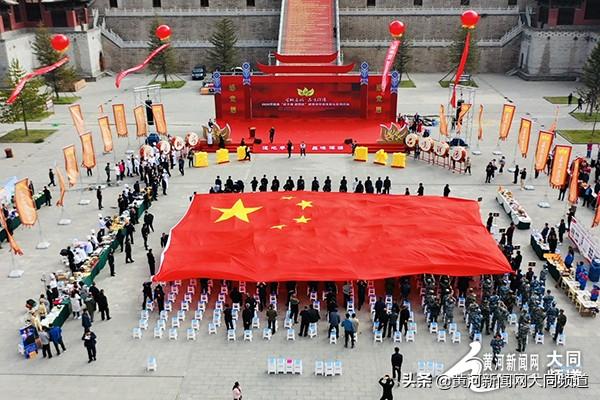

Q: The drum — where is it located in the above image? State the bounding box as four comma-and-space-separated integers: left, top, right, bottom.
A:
185, 132, 199, 146
419, 137, 433, 152
170, 136, 185, 151
157, 140, 171, 154
139, 145, 152, 159
434, 142, 450, 157
451, 146, 467, 162
405, 133, 419, 148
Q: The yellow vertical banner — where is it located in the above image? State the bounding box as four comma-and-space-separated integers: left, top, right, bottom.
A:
80, 132, 97, 169
152, 103, 167, 135
568, 158, 581, 205
498, 104, 516, 141
534, 131, 554, 172
517, 118, 532, 158
69, 104, 86, 136
112, 103, 128, 137
456, 103, 471, 134
439, 104, 448, 137
14, 178, 37, 226
0, 209, 23, 255
477, 105, 484, 140
134, 105, 148, 137
550, 145, 572, 189
63, 144, 80, 187
56, 167, 66, 207
98, 116, 113, 153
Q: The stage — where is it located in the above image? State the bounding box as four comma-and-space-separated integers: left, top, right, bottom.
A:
215, 117, 403, 154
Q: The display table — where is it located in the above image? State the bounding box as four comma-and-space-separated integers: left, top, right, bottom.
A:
530, 230, 550, 260
495, 189, 531, 229
544, 253, 570, 282
0, 191, 47, 243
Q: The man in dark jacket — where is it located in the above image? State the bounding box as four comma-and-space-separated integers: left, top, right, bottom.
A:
379, 375, 394, 400
224, 304, 234, 330
391, 347, 404, 385
97, 289, 111, 320
108, 248, 115, 276
375, 177, 383, 194
299, 306, 310, 337
383, 176, 391, 194
328, 308, 340, 338
147, 249, 155, 276
365, 177, 374, 193
242, 303, 254, 330
271, 176, 280, 192
311, 177, 320, 192
399, 305, 410, 334
143, 211, 154, 232
297, 176, 305, 191
82, 329, 97, 363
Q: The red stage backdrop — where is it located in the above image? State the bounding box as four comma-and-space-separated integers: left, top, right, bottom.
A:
154, 193, 511, 282
252, 82, 361, 118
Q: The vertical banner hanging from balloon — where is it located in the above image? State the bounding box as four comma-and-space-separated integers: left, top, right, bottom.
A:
56, 167, 66, 207
63, 145, 79, 187
568, 158, 582, 204
380, 21, 405, 94
134, 105, 148, 137
0, 210, 23, 255
80, 132, 97, 169
450, 10, 479, 107
14, 178, 37, 226
439, 105, 448, 136
517, 118, 532, 158
549, 106, 560, 133
534, 131, 554, 172
69, 104, 86, 136
456, 103, 471, 134
98, 116, 113, 153
152, 104, 168, 135
112, 104, 128, 137
549, 145, 572, 188
477, 105, 484, 140
498, 104, 516, 141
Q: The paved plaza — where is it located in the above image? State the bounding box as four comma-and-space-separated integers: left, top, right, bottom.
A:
0, 73, 599, 399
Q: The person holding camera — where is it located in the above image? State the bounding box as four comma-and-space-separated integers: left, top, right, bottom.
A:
379, 374, 395, 399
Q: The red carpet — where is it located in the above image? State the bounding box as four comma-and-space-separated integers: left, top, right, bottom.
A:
281, 0, 335, 56
217, 117, 397, 153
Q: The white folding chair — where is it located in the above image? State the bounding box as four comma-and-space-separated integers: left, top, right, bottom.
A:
146, 356, 157, 372
191, 319, 200, 330
406, 330, 416, 343
171, 316, 180, 328
437, 330, 447, 342
227, 329, 236, 341
139, 318, 149, 330
186, 328, 196, 340
452, 331, 461, 343
293, 359, 303, 375
308, 323, 318, 338
393, 331, 402, 343
535, 333, 544, 344
168, 328, 178, 340
286, 328, 296, 341
314, 360, 324, 376
267, 358, 277, 374
334, 360, 343, 376
132, 327, 142, 339
263, 328, 272, 340
208, 322, 217, 335
325, 361, 335, 376
153, 326, 163, 338
243, 330, 253, 342
556, 333, 566, 346
252, 316, 260, 329
373, 330, 383, 343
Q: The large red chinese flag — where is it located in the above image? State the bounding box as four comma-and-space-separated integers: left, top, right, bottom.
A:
155, 193, 511, 282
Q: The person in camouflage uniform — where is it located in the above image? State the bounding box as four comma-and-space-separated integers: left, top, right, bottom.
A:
469, 306, 482, 339
504, 290, 516, 314
545, 302, 558, 332
490, 333, 505, 365
482, 276, 493, 300
480, 299, 491, 335
443, 295, 455, 329
516, 314, 530, 352
428, 298, 441, 324
466, 288, 478, 309
492, 301, 509, 333
532, 305, 546, 335
539, 266, 548, 286
542, 290, 554, 312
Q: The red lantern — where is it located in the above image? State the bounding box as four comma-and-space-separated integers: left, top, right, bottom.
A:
155, 24, 172, 41
51, 34, 70, 53
461, 10, 480, 29
388, 20, 405, 38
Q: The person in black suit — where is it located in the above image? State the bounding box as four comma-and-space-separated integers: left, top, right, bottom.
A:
297, 176, 305, 191
339, 176, 348, 192
147, 249, 155, 275
379, 375, 395, 400
311, 177, 320, 192
259, 175, 268, 192
391, 347, 404, 385
299, 306, 310, 337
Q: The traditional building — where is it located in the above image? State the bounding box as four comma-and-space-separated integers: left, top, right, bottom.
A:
0, 0, 103, 78
2, 0, 599, 79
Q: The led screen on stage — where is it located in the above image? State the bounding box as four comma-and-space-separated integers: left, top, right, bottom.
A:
252, 82, 361, 118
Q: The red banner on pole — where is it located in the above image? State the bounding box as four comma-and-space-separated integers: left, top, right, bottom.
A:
568, 158, 582, 204
498, 104, 516, 141
477, 105, 484, 140
380, 40, 400, 94
550, 145, 572, 188
115, 43, 170, 88
517, 118, 532, 158
534, 131, 554, 172
439, 105, 448, 137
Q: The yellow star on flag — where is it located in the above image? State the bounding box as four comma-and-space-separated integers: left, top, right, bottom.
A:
296, 200, 313, 210
212, 199, 262, 223
294, 215, 311, 224
281, 196, 295, 200
271, 224, 286, 230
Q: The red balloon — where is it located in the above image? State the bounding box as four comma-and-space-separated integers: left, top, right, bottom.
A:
155, 24, 172, 41
389, 20, 405, 38
461, 10, 480, 29
51, 34, 70, 52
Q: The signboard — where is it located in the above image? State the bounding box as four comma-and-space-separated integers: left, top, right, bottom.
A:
251, 82, 361, 118
568, 217, 600, 262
